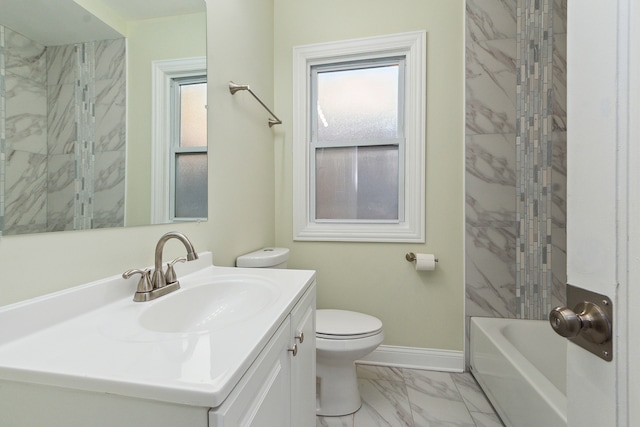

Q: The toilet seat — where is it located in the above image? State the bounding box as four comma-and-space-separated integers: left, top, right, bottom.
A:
316, 309, 383, 340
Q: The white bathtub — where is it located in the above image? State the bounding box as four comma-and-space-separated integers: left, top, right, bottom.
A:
470, 317, 567, 427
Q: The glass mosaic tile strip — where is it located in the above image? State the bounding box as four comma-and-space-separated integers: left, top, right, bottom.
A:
516, 0, 554, 319
73, 41, 96, 230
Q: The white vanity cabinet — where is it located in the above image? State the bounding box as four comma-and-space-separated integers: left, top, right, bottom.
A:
209, 317, 292, 426
290, 285, 316, 426
0, 254, 316, 427
209, 283, 316, 427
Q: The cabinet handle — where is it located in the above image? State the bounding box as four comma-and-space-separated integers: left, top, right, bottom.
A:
288, 344, 298, 357
295, 332, 304, 343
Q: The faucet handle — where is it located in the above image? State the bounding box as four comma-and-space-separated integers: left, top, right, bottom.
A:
165, 257, 187, 284
122, 268, 153, 293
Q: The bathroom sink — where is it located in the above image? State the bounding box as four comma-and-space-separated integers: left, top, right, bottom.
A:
0, 253, 316, 410
139, 276, 281, 333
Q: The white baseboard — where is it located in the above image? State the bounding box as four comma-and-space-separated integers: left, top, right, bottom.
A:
357, 345, 464, 372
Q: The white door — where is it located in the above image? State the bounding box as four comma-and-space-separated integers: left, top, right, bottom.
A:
626, 1, 640, 424
566, 0, 639, 425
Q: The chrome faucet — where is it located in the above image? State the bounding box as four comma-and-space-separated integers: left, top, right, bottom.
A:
123, 231, 199, 302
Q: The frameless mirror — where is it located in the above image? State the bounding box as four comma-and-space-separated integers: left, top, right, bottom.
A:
0, 0, 207, 235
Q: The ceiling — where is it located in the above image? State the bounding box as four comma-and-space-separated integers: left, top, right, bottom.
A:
0, 0, 204, 45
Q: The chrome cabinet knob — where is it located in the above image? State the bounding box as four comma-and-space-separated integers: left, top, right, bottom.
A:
549, 301, 612, 344
288, 344, 298, 357
295, 332, 304, 343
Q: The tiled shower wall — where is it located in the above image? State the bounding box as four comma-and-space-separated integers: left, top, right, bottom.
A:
45, 39, 126, 232
465, 0, 567, 322
0, 27, 6, 233
3, 26, 48, 235
0, 25, 125, 235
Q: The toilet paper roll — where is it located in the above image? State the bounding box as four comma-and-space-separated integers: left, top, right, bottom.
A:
415, 253, 437, 271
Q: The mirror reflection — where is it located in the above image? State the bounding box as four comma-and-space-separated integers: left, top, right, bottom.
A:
0, 0, 207, 235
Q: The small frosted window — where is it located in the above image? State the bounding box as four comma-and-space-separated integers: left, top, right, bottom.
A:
180, 82, 207, 148
175, 153, 207, 218
315, 145, 399, 220
316, 65, 399, 142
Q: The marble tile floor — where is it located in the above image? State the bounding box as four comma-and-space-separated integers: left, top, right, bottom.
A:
316, 365, 504, 427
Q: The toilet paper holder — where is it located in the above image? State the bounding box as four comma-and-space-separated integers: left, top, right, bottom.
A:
405, 252, 438, 263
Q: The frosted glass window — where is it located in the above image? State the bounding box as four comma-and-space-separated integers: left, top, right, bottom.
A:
180, 82, 207, 148
316, 146, 399, 220
170, 75, 207, 221
175, 153, 207, 218
316, 65, 400, 142
310, 58, 405, 223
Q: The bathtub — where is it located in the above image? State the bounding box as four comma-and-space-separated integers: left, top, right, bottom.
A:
469, 317, 567, 427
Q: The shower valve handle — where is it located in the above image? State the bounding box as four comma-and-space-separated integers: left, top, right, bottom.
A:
549, 301, 611, 344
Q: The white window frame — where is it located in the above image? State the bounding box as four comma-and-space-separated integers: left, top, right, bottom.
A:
293, 31, 426, 242
150, 57, 206, 224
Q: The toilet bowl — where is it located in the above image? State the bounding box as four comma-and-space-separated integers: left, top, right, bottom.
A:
236, 248, 384, 417
316, 309, 384, 416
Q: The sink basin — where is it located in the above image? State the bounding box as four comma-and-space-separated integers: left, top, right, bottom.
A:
139, 276, 281, 333
0, 253, 316, 410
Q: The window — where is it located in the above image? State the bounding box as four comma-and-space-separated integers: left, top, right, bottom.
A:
312, 58, 404, 222
293, 32, 426, 242
151, 57, 207, 224
170, 77, 207, 221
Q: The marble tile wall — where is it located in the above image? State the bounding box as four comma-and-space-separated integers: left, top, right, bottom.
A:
551, 0, 567, 312
465, 0, 567, 326
466, 0, 518, 320
45, 38, 126, 232
0, 26, 5, 234
47, 43, 80, 232
0, 31, 125, 234
93, 38, 126, 229
3, 26, 48, 235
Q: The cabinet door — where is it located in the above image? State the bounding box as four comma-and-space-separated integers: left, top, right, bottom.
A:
210, 319, 291, 427
290, 285, 316, 427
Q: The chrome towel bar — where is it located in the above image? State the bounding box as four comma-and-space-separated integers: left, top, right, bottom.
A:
229, 81, 282, 127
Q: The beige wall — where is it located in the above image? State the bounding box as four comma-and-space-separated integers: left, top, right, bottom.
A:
0, 0, 275, 306
274, 0, 465, 350
125, 13, 207, 226
1, 0, 465, 353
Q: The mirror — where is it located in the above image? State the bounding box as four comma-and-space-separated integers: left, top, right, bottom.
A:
0, 0, 207, 235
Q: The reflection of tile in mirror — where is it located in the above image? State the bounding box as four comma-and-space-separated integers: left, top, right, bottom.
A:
5, 28, 46, 83
95, 38, 126, 81
95, 102, 126, 152
46, 45, 76, 86
4, 151, 47, 234
47, 83, 75, 156
46, 153, 75, 232
5, 73, 47, 154
93, 150, 125, 229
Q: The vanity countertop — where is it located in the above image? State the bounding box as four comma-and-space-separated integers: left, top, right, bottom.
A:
0, 252, 315, 408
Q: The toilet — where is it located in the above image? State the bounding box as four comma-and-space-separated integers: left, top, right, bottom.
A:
236, 248, 384, 417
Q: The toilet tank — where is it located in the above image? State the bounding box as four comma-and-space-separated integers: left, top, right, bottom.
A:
236, 248, 290, 269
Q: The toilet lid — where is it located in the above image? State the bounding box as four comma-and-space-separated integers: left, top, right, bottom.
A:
316, 309, 383, 339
